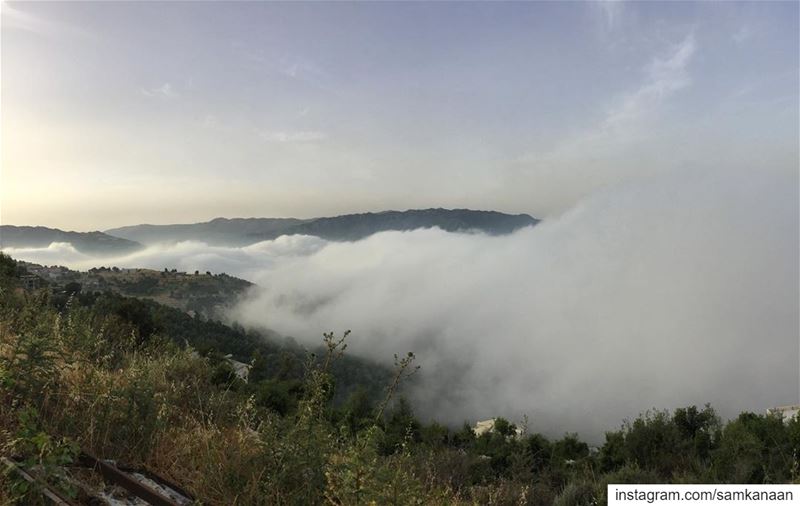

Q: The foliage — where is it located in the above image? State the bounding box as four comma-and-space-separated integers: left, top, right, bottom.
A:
1, 253, 799, 504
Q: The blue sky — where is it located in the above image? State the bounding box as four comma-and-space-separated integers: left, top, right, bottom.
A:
2, 1, 797, 230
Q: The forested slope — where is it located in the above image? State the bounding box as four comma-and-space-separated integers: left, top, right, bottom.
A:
1, 252, 798, 505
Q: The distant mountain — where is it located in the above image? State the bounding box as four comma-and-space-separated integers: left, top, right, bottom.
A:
0, 226, 143, 256
265, 208, 538, 241
106, 209, 538, 245
106, 217, 309, 246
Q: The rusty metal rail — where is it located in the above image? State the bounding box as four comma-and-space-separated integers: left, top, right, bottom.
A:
1, 456, 77, 506
78, 451, 194, 506
2, 451, 194, 506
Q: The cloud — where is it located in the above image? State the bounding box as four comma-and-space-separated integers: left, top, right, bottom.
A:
141, 83, 179, 99
732, 25, 753, 46
2, 242, 91, 265
259, 130, 328, 143
509, 34, 697, 215
279, 57, 327, 81
225, 166, 797, 441
1, 1, 90, 38
595, 0, 624, 31
604, 33, 695, 131
4, 166, 796, 442
237, 45, 331, 90
2, 235, 328, 281
229, 166, 797, 441
201, 115, 218, 128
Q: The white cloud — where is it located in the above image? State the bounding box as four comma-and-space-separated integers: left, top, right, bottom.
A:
141, 83, 179, 99
259, 130, 328, 143
201, 115, 218, 128
5, 165, 796, 441
604, 33, 695, 131
732, 25, 753, 46
238, 47, 329, 86
279, 57, 326, 81
2, 235, 328, 280
2, 242, 91, 265
227, 166, 796, 441
510, 34, 697, 215
595, 0, 624, 31
1, 1, 90, 38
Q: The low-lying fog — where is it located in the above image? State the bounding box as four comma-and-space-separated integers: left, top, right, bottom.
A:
4, 167, 798, 440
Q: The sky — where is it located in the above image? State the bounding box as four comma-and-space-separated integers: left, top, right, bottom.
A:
1, 1, 798, 231
1, 1, 798, 437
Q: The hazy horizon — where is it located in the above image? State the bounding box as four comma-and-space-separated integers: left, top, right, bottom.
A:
0, 206, 538, 234
3, 1, 797, 230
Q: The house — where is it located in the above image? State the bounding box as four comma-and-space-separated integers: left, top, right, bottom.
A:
473, 419, 496, 436
20, 275, 41, 291
767, 404, 800, 423
472, 418, 523, 438
187, 351, 252, 382
224, 354, 252, 383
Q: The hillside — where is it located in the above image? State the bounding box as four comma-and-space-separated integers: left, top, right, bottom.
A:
2, 250, 799, 505
0, 225, 142, 255
105, 217, 309, 246
2, 253, 390, 405
105, 208, 538, 245
264, 208, 538, 242
19, 261, 252, 319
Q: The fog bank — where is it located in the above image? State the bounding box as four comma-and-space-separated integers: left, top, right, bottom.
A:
232, 168, 798, 439
2, 234, 328, 280
4, 168, 797, 440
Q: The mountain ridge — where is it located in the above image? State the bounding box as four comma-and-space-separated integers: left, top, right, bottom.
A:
105, 208, 538, 245
0, 225, 143, 256
105, 217, 309, 246
1, 209, 539, 251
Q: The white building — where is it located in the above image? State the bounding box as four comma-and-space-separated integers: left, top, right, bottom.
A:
472, 418, 523, 438
225, 355, 252, 383
767, 404, 800, 423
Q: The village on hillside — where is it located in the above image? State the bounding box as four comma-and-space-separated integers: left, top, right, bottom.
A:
17, 261, 252, 319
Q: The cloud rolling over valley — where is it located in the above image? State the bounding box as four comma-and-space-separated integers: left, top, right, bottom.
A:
5, 167, 797, 440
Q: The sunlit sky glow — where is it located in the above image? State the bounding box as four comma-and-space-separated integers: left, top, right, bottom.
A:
1, 1, 797, 231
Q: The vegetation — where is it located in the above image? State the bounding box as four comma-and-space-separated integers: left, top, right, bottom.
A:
19, 261, 252, 318
0, 252, 798, 505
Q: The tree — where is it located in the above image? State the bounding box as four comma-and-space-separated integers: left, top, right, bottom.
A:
523, 432, 552, 473
673, 404, 719, 461
552, 433, 589, 464
493, 417, 518, 438
342, 387, 375, 436
64, 282, 82, 296
379, 397, 420, 455
623, 410, 682, 477
452, 422, 476, 449
599, 430, 625, 472
0, 252, 17, 279
713, 418, 765, 483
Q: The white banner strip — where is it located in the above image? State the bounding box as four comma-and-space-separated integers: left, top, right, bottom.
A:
608, 484, 799, 505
